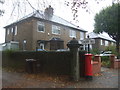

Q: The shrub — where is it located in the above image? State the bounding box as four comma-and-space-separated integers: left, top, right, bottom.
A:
101, 56, 111, 67
105, 45, 117, 55
90, 48, 100, 55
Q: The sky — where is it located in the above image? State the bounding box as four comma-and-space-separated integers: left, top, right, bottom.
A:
0, 0, 113, 43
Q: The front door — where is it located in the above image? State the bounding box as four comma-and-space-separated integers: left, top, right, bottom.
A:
40, 43, 44, 50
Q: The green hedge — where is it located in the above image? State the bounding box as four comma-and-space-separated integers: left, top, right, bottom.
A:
101, 56, 111, 67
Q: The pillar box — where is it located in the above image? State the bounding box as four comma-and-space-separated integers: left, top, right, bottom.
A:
85, 54, 93, 80
67, 38, 80, 81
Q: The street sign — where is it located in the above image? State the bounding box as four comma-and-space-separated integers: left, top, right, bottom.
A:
80, 39, 95, 45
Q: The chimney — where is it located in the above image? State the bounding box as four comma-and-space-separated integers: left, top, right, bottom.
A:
44, 5, 54, 19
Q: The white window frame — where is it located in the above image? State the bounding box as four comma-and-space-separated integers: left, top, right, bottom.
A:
80, 32, 84, 40
111, 42, 114, 45
11, 28, 13, 33
40, 43, 44, 49
15, 26, 17, 35
101, 39, 104, 45
69, 30, 76, 38
105, 40, 108, 46
52, 25, 60, 35
37, 21, 45, 33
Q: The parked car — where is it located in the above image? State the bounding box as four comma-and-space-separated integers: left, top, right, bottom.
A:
56, 49, 69, 52
100, 51, 112, 56
37, 49, 46, 51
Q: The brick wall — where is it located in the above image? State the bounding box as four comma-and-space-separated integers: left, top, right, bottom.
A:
110, 55, 120, 69
92, 55, 101, 75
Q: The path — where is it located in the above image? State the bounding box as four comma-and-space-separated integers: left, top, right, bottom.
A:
1, 67, 119, 88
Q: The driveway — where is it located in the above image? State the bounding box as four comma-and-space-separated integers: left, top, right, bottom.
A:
1, 67, 119, 88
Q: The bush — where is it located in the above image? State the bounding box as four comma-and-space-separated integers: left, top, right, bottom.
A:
90, 48, 100, 55
105, 45, 117, 55
101, 56, 110, 67
102, 60, 111, 67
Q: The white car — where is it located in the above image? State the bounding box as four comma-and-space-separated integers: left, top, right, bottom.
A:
100, 51, 112, 56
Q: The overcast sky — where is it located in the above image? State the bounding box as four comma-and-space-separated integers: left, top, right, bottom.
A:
0, 0, 113, 43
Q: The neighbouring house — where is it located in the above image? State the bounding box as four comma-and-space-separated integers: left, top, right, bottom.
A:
4, 6, 87, 51
88, 32, 116, 52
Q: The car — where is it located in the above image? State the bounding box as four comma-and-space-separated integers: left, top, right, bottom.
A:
100, 51, 112, 56
37, 49, 46, 51
56, 49, 69, 52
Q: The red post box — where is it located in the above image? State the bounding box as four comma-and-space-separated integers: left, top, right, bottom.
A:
85, 54, 93, 79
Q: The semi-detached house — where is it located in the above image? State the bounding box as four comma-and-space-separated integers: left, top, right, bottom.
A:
4, 6, 87, 51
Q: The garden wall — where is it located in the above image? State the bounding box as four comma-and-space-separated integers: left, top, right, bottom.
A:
110, 55, 120, 69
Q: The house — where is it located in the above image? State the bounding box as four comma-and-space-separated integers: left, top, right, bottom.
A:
4, 6, 87, 51
88, 32, 116, 51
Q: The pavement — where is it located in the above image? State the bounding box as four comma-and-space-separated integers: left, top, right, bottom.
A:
1, 67, 119, 88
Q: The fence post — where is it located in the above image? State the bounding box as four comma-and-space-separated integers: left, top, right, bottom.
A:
67, 38, 80, 81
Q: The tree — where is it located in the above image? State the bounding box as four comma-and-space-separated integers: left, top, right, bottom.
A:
94, 3, 120, 53
0, 0, 4, 16
65, 0, 119, 20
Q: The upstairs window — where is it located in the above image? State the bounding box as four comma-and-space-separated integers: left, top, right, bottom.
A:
101, 39, 104, 45
105, 41, 108, 46
69, 30, 76, 38
11, 28, 13, 33
111, 42, 114, 45
15, 26, 17, 35
80, 32, 84, 40
37, 21, 45, 32
13, 26, 17, 35
52, 25, 60, 35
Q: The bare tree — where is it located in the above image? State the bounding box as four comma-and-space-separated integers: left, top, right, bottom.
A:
3, 0, 120, 20
65, 0, 119, 20
0, 0, 4, 16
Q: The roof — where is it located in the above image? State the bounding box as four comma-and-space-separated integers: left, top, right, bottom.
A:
88, 32, 116, 42
4, 10, 87, 32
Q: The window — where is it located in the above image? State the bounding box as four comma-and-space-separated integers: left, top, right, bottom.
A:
40, 43, 44, 49
11, 28, 13, 33
80, 32, 84, 40
111, 42, 114, 45
37, 21, 45, 32
52, 25, 60, 35
7, 29, 10, 35
69, 30, 76, 38
101, 39, 104, 45
14, 26, 17, 35
105, 41, 108, 46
